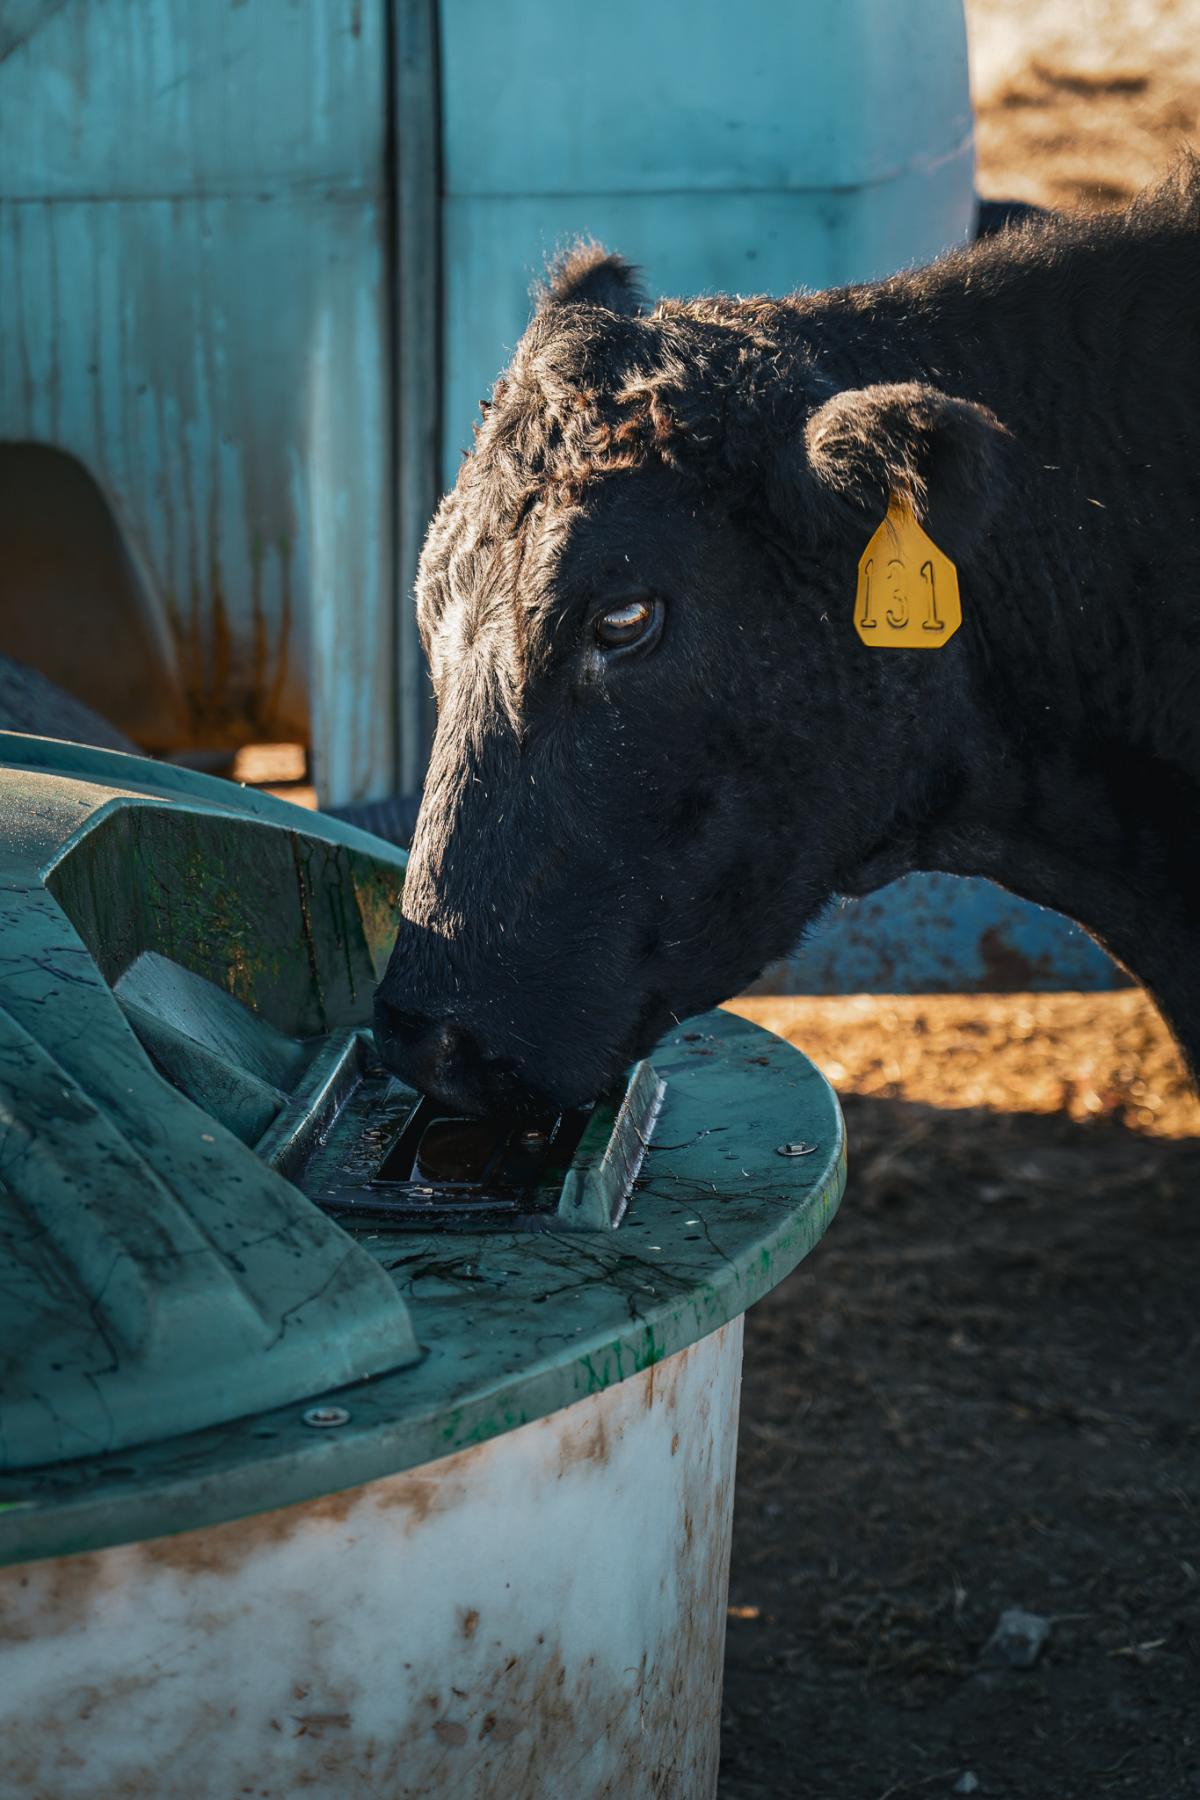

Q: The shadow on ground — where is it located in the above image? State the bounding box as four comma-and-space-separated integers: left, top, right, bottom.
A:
720, 1094, 1200, 1800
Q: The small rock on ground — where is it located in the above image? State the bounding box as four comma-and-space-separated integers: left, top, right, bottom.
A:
982, 1608, 1052, 1669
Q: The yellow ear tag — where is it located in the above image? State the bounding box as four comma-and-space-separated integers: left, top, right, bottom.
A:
854, 499, 961, 648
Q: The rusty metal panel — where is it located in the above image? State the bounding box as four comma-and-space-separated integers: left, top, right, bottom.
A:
0, 1321, 743, 1800
750, 872, 1126, 995
0, 0, 417, 804
0, 1, 383, 198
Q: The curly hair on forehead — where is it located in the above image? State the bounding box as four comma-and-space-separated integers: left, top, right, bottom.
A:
466, 290, 810, 524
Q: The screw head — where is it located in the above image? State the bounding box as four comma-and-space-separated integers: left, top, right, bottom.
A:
303, 1404, 351, 1429
775, 1142, 817, 1158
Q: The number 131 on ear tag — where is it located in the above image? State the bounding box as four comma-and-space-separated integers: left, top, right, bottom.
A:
854, 500, 962, 648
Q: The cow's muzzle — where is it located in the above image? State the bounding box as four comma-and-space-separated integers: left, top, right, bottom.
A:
373, 995, 553, 1117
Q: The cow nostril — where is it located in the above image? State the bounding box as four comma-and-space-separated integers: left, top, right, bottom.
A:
372, 997, 432, 1057
421, 1019, 466, 1078
373, 996, 484, 1105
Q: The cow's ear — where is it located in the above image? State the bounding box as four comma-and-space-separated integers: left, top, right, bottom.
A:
537, 242, 646, 316
800, 381, 1011, 555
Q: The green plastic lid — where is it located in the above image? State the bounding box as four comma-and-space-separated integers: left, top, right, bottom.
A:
0, 733, 846, 1566
0, 736, 421, 1471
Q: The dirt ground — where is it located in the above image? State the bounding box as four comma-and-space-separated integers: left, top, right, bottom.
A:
715, 9, 1200, 1794
719, 995, 1199, 1798
968, 0, 1200, 209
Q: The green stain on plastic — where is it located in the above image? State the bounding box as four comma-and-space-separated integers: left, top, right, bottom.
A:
0, 732, 846, 1568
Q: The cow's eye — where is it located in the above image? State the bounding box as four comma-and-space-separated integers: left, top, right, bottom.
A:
594, 596, 662, 654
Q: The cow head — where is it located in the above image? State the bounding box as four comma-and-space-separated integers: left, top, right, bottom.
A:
374, 246, 1011, 1113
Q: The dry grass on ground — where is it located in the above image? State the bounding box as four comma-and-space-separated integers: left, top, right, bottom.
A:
969, 0, 1200, 208
719, 996, 1200, 1800
730, 991, 1200, 1139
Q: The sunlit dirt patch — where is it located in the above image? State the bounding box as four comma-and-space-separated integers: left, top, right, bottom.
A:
727, 990, 1200, 1138
230, 741, 317, 808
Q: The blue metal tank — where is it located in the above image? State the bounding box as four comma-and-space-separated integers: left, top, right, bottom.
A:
440, 0, 978, 482
0, 2, 414, 804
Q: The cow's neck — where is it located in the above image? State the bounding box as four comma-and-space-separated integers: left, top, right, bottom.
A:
794, 221, 1178, 446
793, 222, 1200, 1063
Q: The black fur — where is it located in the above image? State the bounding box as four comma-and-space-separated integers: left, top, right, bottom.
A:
538, 242, 646, 315
376, 165, 1200, 1113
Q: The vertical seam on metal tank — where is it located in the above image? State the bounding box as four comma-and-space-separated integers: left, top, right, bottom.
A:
383, 0, 402, 795
424, 0, 445, 782
390, 0, 443, 798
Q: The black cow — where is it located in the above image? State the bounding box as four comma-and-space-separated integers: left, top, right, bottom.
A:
368, 165, 1198, 1113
